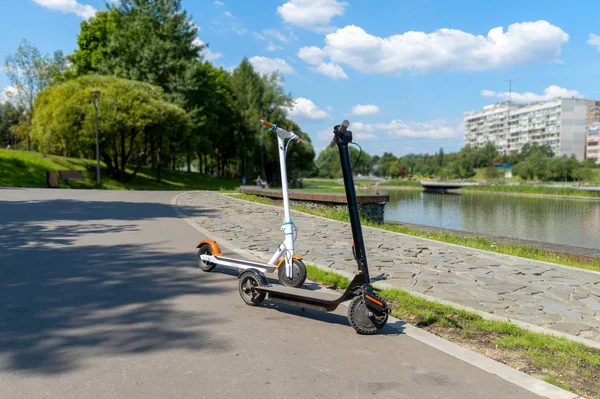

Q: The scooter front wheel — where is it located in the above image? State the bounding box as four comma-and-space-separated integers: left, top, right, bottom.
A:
238, 271, 266, 306
197, 243, 217, 272
348, 294, 388, 335
278, 258, 307, 288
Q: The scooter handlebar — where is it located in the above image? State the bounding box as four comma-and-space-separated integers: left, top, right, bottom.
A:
339, 119, 349, 133
261, 120, 274, 129
329, 120, 350, 147
262, 120, 305, 144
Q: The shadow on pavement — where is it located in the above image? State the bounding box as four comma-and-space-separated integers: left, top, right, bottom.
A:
0, 198, 226, 375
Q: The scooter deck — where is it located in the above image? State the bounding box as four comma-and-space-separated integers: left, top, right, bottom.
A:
255, 285, 346, 312
201, 254, 278, 274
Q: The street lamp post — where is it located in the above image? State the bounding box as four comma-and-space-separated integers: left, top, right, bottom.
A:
91, 90, 101, 184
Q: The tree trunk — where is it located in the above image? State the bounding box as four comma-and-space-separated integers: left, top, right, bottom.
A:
119, 132, 126, 182
156, 148, 162, 183
187, 155, 191, 172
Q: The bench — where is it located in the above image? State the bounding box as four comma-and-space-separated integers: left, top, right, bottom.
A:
58, 170, 85, 182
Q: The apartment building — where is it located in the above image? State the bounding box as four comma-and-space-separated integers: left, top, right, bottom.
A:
464, 98, 588, 160
587, 123, 600, 164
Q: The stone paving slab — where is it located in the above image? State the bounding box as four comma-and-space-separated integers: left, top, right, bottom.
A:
178, 191, 600, 343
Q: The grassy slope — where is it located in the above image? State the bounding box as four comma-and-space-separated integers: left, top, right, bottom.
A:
0, 149, 239, 191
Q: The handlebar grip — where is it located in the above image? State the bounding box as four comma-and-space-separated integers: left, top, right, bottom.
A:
339, 120, 349, 134
261, 120, 274, 129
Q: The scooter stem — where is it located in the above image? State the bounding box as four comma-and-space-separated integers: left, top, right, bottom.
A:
335, 127, 370, 283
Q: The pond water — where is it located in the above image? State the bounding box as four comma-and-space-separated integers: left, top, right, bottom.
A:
381, 190, 600, 249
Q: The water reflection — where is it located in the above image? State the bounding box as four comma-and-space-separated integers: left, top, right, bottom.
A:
382, 190, 600, 249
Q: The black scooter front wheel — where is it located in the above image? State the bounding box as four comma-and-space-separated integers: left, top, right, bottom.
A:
348, 294, 388, 335
238, 271, 266, 306
277, 259, 307, 288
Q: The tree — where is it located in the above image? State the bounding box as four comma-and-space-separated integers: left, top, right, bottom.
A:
0, 102, 20, 148
484, 165, 502, 181
4, 40, 67, 150
436, 147, 445, 167
31, 75, 190, 182
69, 1, 200, 96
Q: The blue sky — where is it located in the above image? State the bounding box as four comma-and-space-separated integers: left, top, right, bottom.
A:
2, 0, 600, 156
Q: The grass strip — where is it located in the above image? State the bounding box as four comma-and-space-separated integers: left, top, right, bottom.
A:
0, 149, 238, 191
460, 184, 600, 198
305, 264, 600, 399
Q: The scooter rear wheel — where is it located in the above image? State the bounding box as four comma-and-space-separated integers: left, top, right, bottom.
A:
348, 294, 388, 335
238, 271, 266, 306
197, 243, 217, 272
277, 259, 307, 288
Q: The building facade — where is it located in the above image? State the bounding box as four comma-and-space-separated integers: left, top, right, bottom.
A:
587, 123, 600, 165
464, 98, 589, 160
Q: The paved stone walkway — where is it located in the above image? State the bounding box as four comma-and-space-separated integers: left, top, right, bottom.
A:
178, 191, 600, 343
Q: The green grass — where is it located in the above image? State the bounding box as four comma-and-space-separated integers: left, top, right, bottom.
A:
377, 179, 422, 188
460, 184, 600, 198
235, 193, 600, 273
354, 179, 377, 185
305, 265, 600, 399
0, 149, 239, 191
302, 178, 342, 187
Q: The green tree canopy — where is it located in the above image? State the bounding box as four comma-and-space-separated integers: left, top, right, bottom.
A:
68, 0, 200, 96
31, 75, 190, 182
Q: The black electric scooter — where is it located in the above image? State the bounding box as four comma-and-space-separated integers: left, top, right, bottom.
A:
237, 120, 390, 335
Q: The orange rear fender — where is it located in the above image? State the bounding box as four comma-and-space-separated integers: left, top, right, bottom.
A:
196, 240, 223, 256
276, 255, 303, 269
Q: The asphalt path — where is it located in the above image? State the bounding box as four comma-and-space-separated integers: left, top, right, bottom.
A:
0, 188, 543, 399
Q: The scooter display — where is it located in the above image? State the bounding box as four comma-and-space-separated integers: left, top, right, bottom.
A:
237, 120, 390, 334
196, 120, 307, 288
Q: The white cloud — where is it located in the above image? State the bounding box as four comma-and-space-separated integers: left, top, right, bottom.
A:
249, 56, 295, 75
222, 11, 233, 18
284, 97, 330, 121
263, 28, 288, 42
0, 85, 19, 104
352, 119, 460, 139
193, 38, 223, 62
315, 62, 348, 79
277, 0, 347, 32
266, 42, 283, 52
32, 0, 96, 19
481, 85, 582, 103
308, 21, 568, 74
214, 0, 224, 5
588, 33, 600, 52
352, 104, 380, 115
253, 32, 266, 40
297, 46, 326, 65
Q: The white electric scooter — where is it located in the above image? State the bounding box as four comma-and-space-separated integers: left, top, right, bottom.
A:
196, 120, 307, 288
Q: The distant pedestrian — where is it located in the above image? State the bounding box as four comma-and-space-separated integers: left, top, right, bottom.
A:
5, 144, 11, 150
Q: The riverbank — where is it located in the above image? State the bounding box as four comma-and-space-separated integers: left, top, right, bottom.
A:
387, 220, 600, 260
0, 149, 238, 191
304, 177, 600, 199
457, 187, 600, 201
